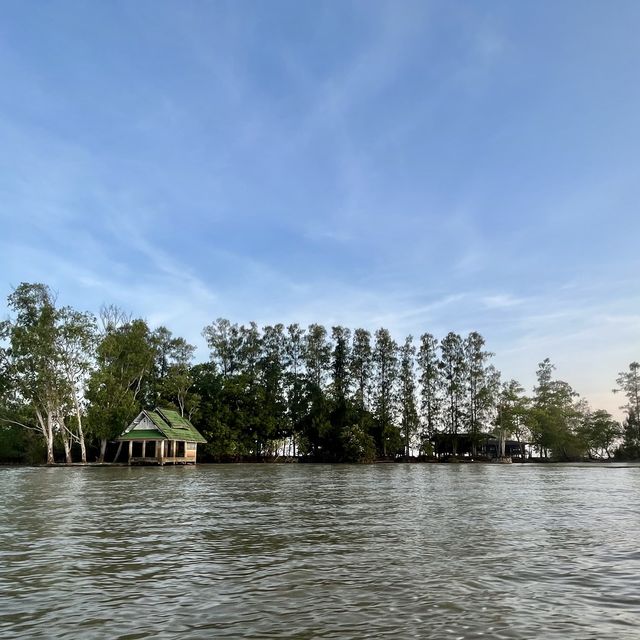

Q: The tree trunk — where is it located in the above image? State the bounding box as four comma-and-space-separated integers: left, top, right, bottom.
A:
63, 436, 73, 464
98, 438, 107, 463
75, 404, 87, 464
36, 408, 55, 464
46, 411, 55, 464
113, 441, 123, 463
79, 431, 87, 464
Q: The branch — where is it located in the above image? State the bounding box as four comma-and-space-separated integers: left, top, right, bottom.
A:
0, 416, 41, 432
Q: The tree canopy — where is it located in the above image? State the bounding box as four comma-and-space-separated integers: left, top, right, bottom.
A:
0, 282, 634, 464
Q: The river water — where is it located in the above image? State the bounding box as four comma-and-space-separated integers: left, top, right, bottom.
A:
1, 463, 640, 639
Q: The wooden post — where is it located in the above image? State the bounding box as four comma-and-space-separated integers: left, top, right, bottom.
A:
159, 440, 165, 465
128, 441, 133, 464
142, 441, 146, 459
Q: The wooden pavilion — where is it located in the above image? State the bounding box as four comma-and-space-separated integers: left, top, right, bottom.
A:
117, 408, 206, 465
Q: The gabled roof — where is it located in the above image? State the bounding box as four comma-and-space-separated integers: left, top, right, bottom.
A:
117, 408, 207, 443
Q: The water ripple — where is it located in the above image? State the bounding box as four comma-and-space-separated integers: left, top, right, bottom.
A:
1, 463, 640, 638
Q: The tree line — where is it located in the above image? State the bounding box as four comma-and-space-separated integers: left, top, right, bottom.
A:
0, 282, 638, 464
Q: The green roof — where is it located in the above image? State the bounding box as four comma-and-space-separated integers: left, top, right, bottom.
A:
118, 429, 162, 441
117, 408, 207, 443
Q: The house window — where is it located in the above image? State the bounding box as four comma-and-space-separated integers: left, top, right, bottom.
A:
186, 442, 197, 451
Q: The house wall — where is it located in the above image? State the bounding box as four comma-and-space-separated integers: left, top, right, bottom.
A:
131, 415, 159, 432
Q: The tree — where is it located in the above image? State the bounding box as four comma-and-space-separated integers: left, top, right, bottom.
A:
464, 332, 498, 456
56, 307, 98, 463
399, 336, 419, 459
258, 324, 287, 456
577, 409, 621, 459
417, 333, 440, 455
439, 332, 466, 455
495, 379, 530, 458
350, 328, 373, 417
284, 324, 306, 456
162, 358, 199, 419
530, 359, 584, 460
304, 324, 331, 391
330, 326, 352, 405
619, 409, 640, 459
372, 328, 400, 457
324, 326, 354, 460
86, 318, 155, 462
202, 318, 243, 378
2, 284, 75, 464
614, 362, 640, 456
300, 324, 331, 458
189, 362, 236, 461
149, 327, 198, 417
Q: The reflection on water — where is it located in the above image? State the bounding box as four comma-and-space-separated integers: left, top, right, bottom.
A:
1, 464, 640, 639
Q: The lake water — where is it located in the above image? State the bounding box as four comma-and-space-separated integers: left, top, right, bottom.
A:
1, 463, 640, 639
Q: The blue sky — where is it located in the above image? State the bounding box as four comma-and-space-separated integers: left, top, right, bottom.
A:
1, 1, 639, 415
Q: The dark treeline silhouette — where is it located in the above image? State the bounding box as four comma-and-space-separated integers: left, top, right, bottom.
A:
1, 283, 638, 464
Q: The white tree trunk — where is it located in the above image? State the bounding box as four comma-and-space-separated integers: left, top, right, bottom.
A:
99, 438, 107, 463
74, 400, 87, 463
63, 436, 73, 464
36, 408, 55, 465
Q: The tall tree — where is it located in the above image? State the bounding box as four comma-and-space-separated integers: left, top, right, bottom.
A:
202, 318, 243, 378
86, 318, 155, 462
284, 324, 306, 456
301, 324, 331, 458
614, 362, 640, 456
530, 359, 584, 460
399, 336, 419, 459
464, 332, 497, 455
2, 284, 71, 463
417, 333, 441, 455
495, 379, 530, 458
161, 337, 198, 418
330, 326, 352, 405
258, 324, 287, 456
304, 324, 331, 391
372, 328, 400, 457
439, 332, 466, 455
577, 409, 621, 459
56, 307, 98, 463
350, 328, 373, 417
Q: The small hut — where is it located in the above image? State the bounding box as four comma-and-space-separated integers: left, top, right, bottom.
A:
117, 408, 206, 465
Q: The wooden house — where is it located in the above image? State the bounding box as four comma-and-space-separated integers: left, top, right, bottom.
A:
117, 408, 206, 465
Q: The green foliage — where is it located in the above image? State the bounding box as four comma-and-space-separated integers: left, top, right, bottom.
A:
340, 423, 376, 463
2, 283, 634, 464
529, 359, 587, 460
372, 328, 399, 457
439, 332, 466, 451
399, 336, 418, 458
614, 362, 640, 457
576, 409, 621, 459
417, 333, 440, 443
85, 318, 155, 460
615, 409, 640, 459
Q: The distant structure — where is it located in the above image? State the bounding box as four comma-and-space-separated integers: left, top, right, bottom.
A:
117, 408, 206, 465
432, 432, 528, 460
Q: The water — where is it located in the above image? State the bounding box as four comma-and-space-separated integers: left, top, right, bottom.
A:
1, 463, 640, 639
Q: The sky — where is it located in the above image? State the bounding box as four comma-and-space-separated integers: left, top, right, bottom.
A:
1, 1, 639, 416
